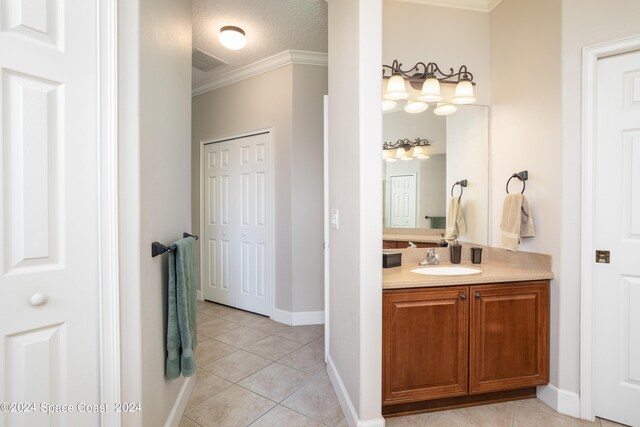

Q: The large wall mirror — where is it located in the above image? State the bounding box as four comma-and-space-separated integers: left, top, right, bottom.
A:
383, 105, 489, 246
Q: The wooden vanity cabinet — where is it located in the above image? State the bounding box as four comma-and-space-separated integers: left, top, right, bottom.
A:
469, 282, 549, 394
382, 280, 549, 413
383, 286, 469, 404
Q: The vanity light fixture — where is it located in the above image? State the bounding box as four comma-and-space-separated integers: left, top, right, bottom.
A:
382, 60, 476, 114
382, 100, 398, 112
404, 101, 429, 114
433, 103, 458, 116
219, 26, 247, 50
383, 74, 409, 100
382, 138, 431, 162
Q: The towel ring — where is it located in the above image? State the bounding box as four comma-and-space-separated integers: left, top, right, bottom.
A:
506, 170, 528, 194
451, 179, 468, 198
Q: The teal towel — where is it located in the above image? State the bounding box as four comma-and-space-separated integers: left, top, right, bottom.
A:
166, 236, 198, 380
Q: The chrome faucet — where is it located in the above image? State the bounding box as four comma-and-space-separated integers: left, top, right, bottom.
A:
419, 248, 440, 266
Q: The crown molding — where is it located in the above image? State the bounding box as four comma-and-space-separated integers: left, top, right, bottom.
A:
390, 0, 504, 12
192, 50, 328, 97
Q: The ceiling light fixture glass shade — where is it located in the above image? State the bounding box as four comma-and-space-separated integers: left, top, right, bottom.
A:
452, 79, 476, 104
219, 26, 247, 50
384, 75, 409, 100
434, 103, 458, 116
404, 101, 429, 114
418, 77, 443, 103
381, 100, 398, 112
382, 150, 397, 162
412, 146, 425, 157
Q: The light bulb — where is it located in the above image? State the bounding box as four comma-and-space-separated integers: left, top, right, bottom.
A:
384, 75, 409, 100
452, 79, 476, 104
434, 103, 458, 116
381, 100, 397, 112
412, 146, 424, 157
418, 77, 442, 103
404, 101, 429, 114
219, 26, 247, 50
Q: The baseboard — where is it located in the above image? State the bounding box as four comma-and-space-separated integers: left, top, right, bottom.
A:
326, 355, 385, 427
537, 384, 581, 419
164, 375, 196, 427
271, 308, 325, 326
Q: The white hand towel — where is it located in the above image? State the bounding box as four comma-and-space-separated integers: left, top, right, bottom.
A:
445, 197, 466, 240
501, 193, 535, 251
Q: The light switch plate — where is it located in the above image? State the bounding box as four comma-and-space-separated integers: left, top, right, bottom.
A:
330, 209, 339, 229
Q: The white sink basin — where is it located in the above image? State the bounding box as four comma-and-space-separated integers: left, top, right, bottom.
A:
411, 266, 482, 276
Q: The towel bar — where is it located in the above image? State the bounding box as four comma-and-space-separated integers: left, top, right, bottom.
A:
151, 233, 198, 257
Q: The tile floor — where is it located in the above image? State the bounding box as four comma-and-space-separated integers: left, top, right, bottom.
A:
181, 301, 628, 427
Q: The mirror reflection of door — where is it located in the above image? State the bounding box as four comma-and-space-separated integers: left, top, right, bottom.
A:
389, 174, 417, 228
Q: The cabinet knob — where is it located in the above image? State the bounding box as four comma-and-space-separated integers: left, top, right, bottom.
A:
30, 293, 48, 307
459, 293, 466, 300
475, 292, 481, 299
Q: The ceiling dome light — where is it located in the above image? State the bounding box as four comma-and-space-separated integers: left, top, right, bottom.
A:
434, 103, 458, 116
452, 79, 476, 104
418, 77, 443, 103
381, 100, 398, 112
219, 26, 247, 50
384, 75, 409, 100
404, 101, 429, 114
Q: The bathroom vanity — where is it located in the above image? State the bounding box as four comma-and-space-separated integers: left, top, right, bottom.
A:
382, 248, 552, 416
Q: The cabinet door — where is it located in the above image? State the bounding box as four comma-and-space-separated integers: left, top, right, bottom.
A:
383, 287, 468, 405
469, 282, 549, 394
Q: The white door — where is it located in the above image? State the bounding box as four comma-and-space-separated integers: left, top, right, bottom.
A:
0, 1, 101, 426
389, 174, 417, 228
203, 133, 272, 316
593, 49, 640, 426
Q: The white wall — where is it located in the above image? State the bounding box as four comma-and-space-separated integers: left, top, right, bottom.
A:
191, 63, 327, 315
292, 65, 329, 312
383, 0, 491, 105
327, 0, 384, 425
118, 0, 193, 425
446, 106, 489, 245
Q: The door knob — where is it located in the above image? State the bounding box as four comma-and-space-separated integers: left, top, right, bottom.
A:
475, 292, 481, 299
242, 232, 247, 237
460, 293, 467, 300
223, 231, 227, 235
30, 293, 48, 307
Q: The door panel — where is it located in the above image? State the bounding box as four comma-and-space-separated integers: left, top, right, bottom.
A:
389, 174, 417, 228
594, 50, 640, 426
0, 0, 100, 426
383, 287, 468, 405
469, 282, 549, 394
203, 133, 272, 315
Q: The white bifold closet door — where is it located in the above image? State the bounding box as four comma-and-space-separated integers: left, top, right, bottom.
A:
203, 133, 272, 316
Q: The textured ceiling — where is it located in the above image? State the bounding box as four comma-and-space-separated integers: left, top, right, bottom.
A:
192, 0, 328, 87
